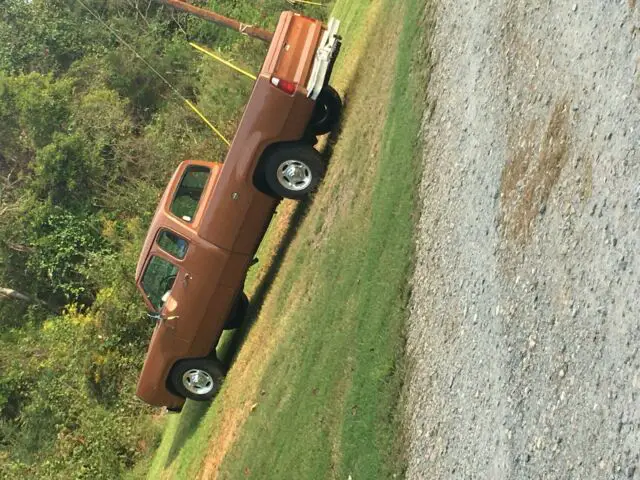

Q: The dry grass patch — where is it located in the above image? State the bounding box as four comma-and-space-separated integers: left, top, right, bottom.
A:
196, 304, 296, 480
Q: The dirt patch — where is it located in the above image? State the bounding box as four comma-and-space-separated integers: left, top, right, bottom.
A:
500, 100, 570, 244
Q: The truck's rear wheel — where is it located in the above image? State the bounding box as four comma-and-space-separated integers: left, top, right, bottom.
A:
263, 144, 325, 199
169, 358, 224, 401
308, 86, 342, 136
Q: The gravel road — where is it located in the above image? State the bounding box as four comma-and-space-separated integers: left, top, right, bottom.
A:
405, 1, 640, 478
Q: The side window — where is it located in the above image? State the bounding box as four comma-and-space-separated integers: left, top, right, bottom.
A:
170, 165, 211, 222
141, 256, 178, 310
157, 230, 189, 260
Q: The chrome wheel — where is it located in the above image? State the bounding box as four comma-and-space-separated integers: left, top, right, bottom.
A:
182, 368, 215, 395
262, 143, 325, 199
276, 160, 312, 192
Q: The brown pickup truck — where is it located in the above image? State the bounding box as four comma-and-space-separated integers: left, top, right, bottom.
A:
135, 12, 341, 409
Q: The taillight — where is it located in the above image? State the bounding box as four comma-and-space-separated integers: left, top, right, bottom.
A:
271, 76, 297, 95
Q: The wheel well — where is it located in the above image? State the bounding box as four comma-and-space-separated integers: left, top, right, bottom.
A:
165, 360, 181, 396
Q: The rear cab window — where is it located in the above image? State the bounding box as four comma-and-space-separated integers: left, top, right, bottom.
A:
170, 165, 211, 222
157, 230, 189, 260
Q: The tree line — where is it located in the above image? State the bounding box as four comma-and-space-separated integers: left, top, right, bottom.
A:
0, 0, 322, 477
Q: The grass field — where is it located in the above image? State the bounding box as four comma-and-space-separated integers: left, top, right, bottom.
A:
134, 0, 433, 478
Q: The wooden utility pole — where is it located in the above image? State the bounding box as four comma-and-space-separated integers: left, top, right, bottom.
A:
155, 0, 274, 43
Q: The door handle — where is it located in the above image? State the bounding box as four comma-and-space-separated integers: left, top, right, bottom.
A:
163, 315, 178, 330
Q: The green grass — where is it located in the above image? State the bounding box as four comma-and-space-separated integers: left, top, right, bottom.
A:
138, 0, 433, 478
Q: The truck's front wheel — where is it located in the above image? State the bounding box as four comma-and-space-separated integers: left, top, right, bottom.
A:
263, 144, 325, 199
169, 358, 224, 401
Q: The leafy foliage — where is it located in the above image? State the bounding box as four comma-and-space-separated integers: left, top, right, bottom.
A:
25, 207, 108, 303
0, 0, 94, 74
0, 0, 325, 477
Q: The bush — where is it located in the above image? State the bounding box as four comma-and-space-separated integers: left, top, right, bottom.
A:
0, 0, 324, 476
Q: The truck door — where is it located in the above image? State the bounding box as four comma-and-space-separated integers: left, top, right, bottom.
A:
139, 234, 195, 342
140, 226, 227, 344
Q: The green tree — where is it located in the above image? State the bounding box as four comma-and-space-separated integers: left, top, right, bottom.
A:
0, 0, 99, 74
0, 0, 321, 475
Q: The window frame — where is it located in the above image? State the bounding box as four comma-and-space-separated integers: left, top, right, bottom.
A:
168, 164, 212, 224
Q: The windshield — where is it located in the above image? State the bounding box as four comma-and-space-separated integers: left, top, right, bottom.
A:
141, 256, 178, 311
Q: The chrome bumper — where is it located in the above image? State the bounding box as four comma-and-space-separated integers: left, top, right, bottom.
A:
306, 17, 341, 100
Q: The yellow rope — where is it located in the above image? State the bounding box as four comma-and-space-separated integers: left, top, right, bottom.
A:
189, 42, 257, 81
76, 0, 230, 148
286, 0, 326, 6
184, 100, 231, 146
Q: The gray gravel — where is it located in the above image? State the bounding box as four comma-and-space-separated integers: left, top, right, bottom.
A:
405, 1, 640, 479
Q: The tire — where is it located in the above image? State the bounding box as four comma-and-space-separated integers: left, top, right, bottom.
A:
169, 358, 224, 401
263, 143, 326, 199
224, 292, 249, 330
308, 86, 342, 136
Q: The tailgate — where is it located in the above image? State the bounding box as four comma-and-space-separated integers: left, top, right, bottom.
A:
261, 12, 324, 89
